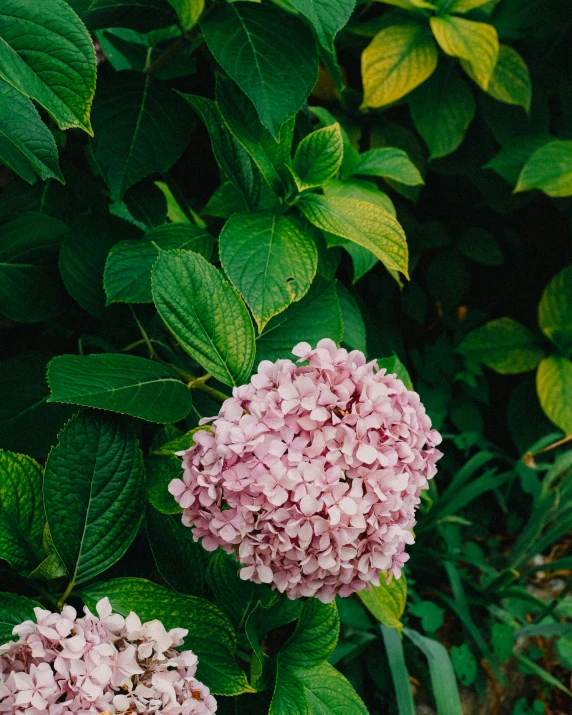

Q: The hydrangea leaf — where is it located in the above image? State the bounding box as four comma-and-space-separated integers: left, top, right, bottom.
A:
280, 600, 339, 669
200, 2, 318, 139
219, 212, 318, 331
430, 15, 498, 91
47, 354, 193, 424
486, 44, 532, 112
537, 357, 572, 435
166, 0, 203, 29
91, 71, 194, 199
77, 0, 177, 32
293, 123, 344, 190
361, 23, 439, 109
538, 264, 572, 352
81, 577, 250, 694
451, 643, 478, 686
298, 194, 409, 277
0, 451, 45, 575
0, 79, 63, 183
0, 593, 42, 646
152, 249, 256, 386
337, 283, 367, 354
44, 411, 145, 585
377, 354, 414, 391
515, 139, 572, 197
255, 277, 343, 364
458, 318, 545, 374
357, 576, 407, 631
104, 223, 213, 305
351, 147, 424, 186
145, 455, 184, 515
0, 0, 96, 133
409, 64, 476, 159
324, 178, 395, 216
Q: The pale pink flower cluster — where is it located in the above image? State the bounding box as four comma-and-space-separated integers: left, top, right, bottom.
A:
170, 339, 442, 602
0, 598, 216, 714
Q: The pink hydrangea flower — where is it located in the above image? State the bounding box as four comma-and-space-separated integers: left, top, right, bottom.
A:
0, 598, 217, 714
170, 340, 443, 603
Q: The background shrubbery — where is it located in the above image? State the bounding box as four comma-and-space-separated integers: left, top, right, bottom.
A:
1, 0, 572, 712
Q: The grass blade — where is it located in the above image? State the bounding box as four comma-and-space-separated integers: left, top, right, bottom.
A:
381, 625, 415, 715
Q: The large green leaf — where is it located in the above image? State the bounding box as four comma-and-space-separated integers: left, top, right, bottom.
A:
337, 283, 367, 353
152, 248, 256, 386
280, 600, 339, 670
537, 357, 572, 435
515, 139, 572, 197
457, 318, 545, 374
324, 178, 395, 215
219, 212, 318, 331
201, 2, 318, 138
351, 147, 424, 186
59, 214, 140, 317
104, 223, 213, 304
74, 0, 177, 32
44, 411, 145, 585
180, 92, 261, 208
357, 576, 407, 632
91, 71, 194, 199
293, 123, 344, 190
0, 593, 42, 646
0, 352, 73, 457
0, 79, 63, 183
538, 264, 572, 352
47, 354, 193, 423
362, 23, 438, 108
0, 451, 45, 575
0, 0, 96, 133
145, 454, 184, 515
409, 65, 476, 159
0, 212, 67, 322
486, 44, 532, 112
430, 15, 498, 91
256, 277, 343, 363
298, 194, 409, 277
81, 577, 249, 694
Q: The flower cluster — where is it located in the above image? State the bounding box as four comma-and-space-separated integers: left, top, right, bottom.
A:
0, 598, 217, 714
170, 339, 443, 602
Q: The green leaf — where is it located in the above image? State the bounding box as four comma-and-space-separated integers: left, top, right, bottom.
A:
44, 411, 145, 585
29, 525, 67, 581
146, 454, 183, 514
491, 623, 514, 663
256, 277, 343, 363
447, 0, 492, 11
537, 357, 572, 435
0, 351, 73, 457
515, 139, 572, 197
201, 2, 318, 138
0, 0, 96, 133
91, 71, 194, 199
180, 92, 261, 208
409, 64, 476, 159
377, 354, 414, 390
0, 79, 63, 183
59, 214, 140, 317
0, 212, 67, 322
351, 147, 424, 186
403, 628, 463, 715
486, 44, 532, 112
0, 593, 42, 646
458, 227, 503, 266
104, 223, 213, 304
381, 626, 416, 715
361, 23, 439, 108
451, 644, 477, 686
81, 577, 249, 694
484, 133, 550, 185
298, 194, 409, 277
337, 283, 367, 353
457, 318, 545, 374
219, 212, 318, 331
357, 576, 407, 632
47, 354, 192, 424
166, 0, 203, 29
538, 263, 572, 352
280, 600, 340, 670
409, 600, 445, 632
0, 451, 45, 575
152, 248, 256, 386
146, 504, 209, 597
293, 123, 344, 190
78, 0, 177, 32
324, 178, 395, 215
430, 15, 498, 90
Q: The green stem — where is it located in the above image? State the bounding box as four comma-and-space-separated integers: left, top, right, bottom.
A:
129, 306, 157, 359
57, 579, 75, 610
192, 381, 230, 404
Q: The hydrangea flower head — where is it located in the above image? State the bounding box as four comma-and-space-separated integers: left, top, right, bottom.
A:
170, 339, 443, 603
0, 598, 217, 714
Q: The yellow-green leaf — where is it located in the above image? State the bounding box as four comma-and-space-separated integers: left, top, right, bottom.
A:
430, 15, 498, 90
357, 576, 407, 631
375, 0, 436, 8
447, 0, 493, 12
485, 44, 531, 111
514, 140, 572, 198
537, 357, 572, 435
362, 24, 439, 108
538, 264, 572, 352
166, 0, 203, 30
